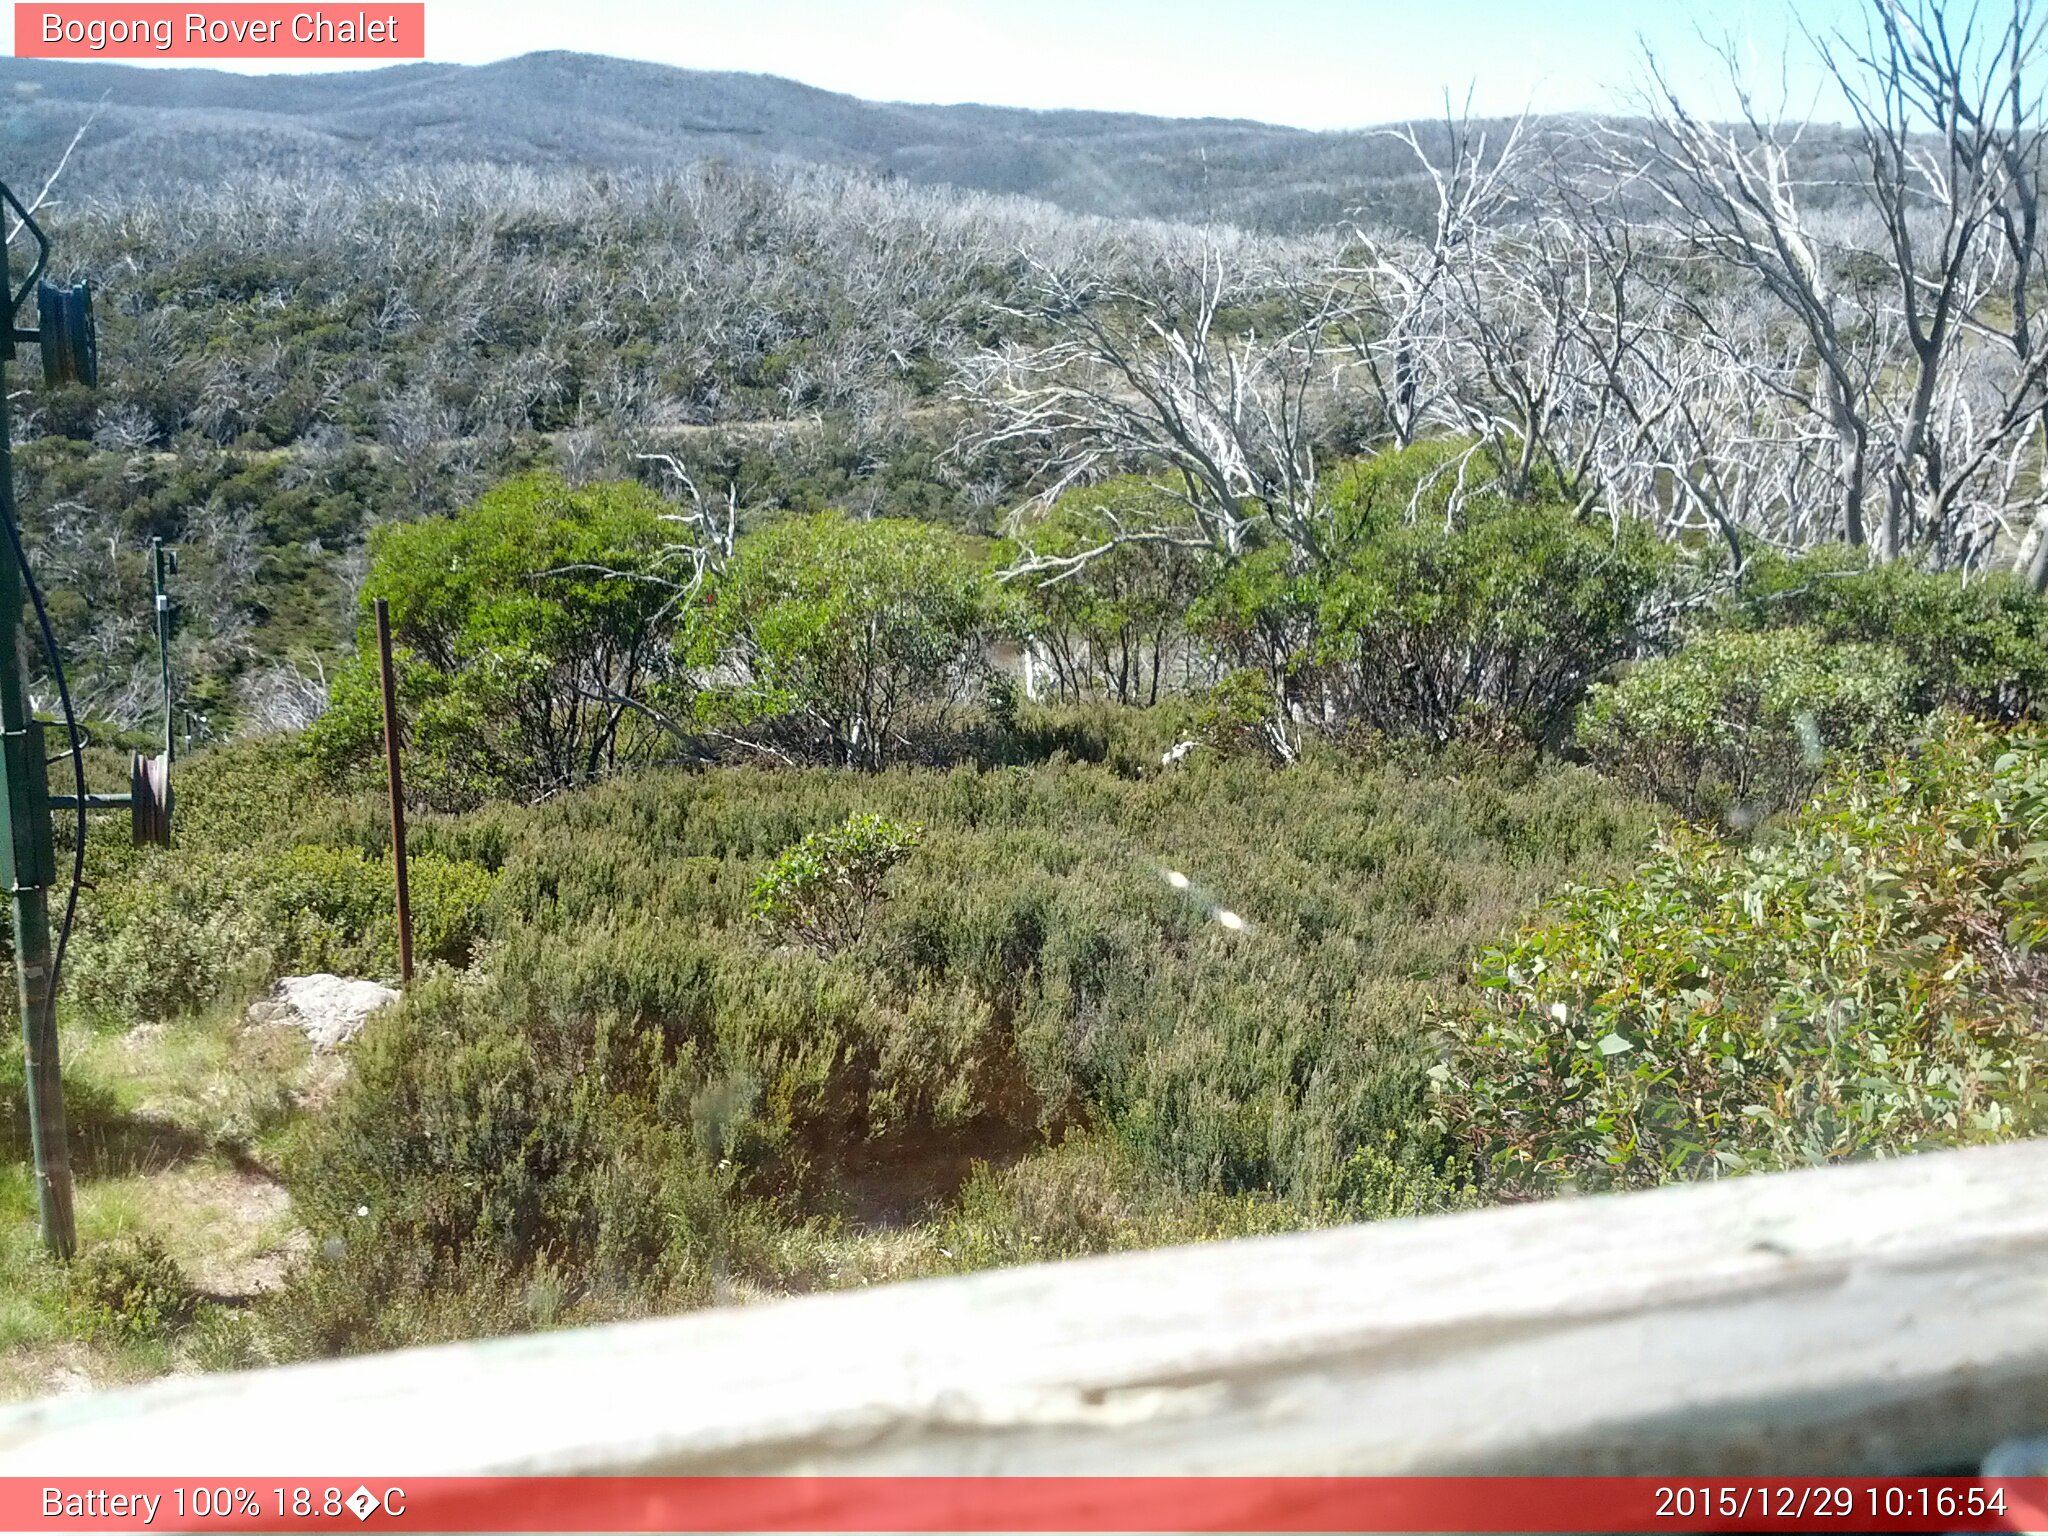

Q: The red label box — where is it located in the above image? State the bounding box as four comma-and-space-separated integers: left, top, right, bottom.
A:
14, 4, 425, 59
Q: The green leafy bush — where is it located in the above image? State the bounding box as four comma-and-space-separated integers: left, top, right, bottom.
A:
1191, 667, 1300, 763
751, 813, 921, 955
252, 844, 498, 975
307, 474, 683, 807
1186, 549, 1323, 759
66, 856, 271, 1025
1008, 479, 1209, 707
265, 746, 1653, 1353
68, 1236, 199, 1344
1718, 547, 2048, 721
1318, 491, 1674, 748
932, 1137, 1320, 1268
67, 838, 498, 1020
687, 513, 1002, 769
1435, 717, 2047, 1195
1576, 628, 1916, 818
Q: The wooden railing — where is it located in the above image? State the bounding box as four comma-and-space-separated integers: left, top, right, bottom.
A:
3, 1139, 2046, 1476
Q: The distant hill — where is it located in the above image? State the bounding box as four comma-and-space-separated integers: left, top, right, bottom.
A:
0, 50, 1460, 230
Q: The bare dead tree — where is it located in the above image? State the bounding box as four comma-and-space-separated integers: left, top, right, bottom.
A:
1333, 103, 1531, 450
1628, 2, 2048, 572
237, 658, 331, 735
959, 238, 1346, 573
3, 96, 105, 245
1629, 42, 1887, 554
634, 452, 739, 598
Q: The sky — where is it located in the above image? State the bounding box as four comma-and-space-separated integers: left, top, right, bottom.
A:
5, 0, 1876, 130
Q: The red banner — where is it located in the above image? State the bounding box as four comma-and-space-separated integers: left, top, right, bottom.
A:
5, 1477, 2048, 1533
13, 5, 425, 59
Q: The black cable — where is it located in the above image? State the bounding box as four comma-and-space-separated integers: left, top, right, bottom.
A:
0, 512, 87, 1010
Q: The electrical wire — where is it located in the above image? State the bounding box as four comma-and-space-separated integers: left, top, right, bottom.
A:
0, 510, 87, 1009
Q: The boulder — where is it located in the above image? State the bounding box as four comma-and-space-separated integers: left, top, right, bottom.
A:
247, 974, 399, 1051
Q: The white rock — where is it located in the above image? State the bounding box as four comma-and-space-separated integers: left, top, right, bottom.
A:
248, 974, 399, 1052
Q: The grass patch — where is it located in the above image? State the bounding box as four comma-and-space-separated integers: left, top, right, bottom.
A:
0, 1005, 310, 1400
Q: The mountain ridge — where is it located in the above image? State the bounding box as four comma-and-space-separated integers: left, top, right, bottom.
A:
1, 49, 1444, 228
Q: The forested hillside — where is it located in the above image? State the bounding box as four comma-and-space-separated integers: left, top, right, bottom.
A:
3, 51, 1473, 229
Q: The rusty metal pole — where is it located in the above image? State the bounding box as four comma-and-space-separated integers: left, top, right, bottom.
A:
374, 599, 413, 984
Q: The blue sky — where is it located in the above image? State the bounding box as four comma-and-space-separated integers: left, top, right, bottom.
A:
8, 0, 1874, 129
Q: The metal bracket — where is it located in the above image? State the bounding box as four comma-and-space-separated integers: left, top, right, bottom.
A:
1, 183, 50, 363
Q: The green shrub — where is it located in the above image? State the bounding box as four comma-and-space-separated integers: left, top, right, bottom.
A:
268, 749, 1655, 1349
1576, 628, 1916, 818
1179, 453, 1674, 757
67, 837, 497, 1020
268, 969, 729, 1356
1718, 546, 2048, 721
68, 1236, 199, 1344
1007, 479, 1209, 707
1330, 1132, 1481, 1220
1435, 717, 2047, 1195
183, 1304, 270, 1372
1192, 668, 1298, 763
251, 844, 497, 976
751, 813, 921, 955
66, 855, 270, 1025
306, 474, 683, 807
1187, 546, 1322, 757
932, 1136, 1317, 1268
1319, 494, 1674, 748
687, 514, 1003, 769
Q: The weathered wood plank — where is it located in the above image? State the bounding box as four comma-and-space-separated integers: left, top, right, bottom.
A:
5, 1139, 2047, 1476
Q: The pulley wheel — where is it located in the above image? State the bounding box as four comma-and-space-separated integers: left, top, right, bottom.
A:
130, 751, 171, 848
37, 279, 97, 389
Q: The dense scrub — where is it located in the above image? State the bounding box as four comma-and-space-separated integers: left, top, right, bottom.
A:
43, 703, 2048, 1364
14, 14, 2048, 1386
9, 425, 2048, 1368
61, 729, 1649, 1354
1437, 718, 2048, 1192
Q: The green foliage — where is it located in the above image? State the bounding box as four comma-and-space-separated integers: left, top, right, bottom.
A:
269, 966, 724, 1355
750, 813, 921, 955
68, 839, 498, 1020
1718, 547, 2048, 721
63, 743, 500, 1019
251, 844, 498, 974
1317, 482, 1674, 747
931, 1137, 1323, 1268
1435, 717, 2048, 1195
1171, 448, 1675, 757
66, 854, 270, 1026
1192, 668, 1296, 763
688, 514, 1003, 769
1577, 628, 1917, 818
68, 1236, 199, 1344
261, 744, 1653, 1353
1188, 545, 1322, 722
307, 474, 682, 806
1008, 480, 1208, 706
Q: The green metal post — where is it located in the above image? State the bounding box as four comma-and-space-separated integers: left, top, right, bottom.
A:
153, 538, 172, 764
0, 232, 73, 1258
